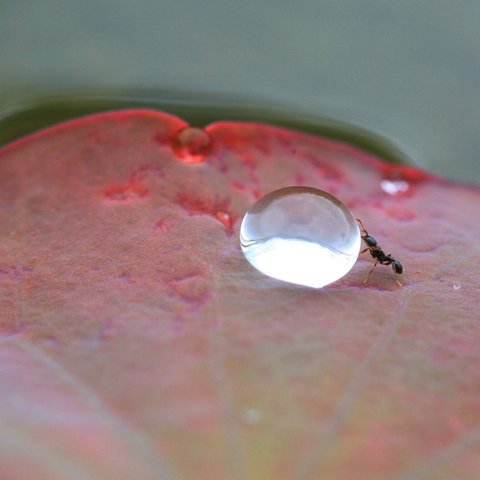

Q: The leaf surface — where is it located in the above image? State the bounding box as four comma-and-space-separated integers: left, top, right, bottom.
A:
1, 109, 479, 480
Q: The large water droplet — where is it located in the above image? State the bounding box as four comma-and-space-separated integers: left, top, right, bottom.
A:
240, 187, 361, 288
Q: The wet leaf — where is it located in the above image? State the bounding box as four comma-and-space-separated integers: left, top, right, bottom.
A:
0, 109, 479, 480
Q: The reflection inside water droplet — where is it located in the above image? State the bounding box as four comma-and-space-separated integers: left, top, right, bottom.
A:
240, 187, 361, 288
380, 179, 410, 195
452, 282, 461, 290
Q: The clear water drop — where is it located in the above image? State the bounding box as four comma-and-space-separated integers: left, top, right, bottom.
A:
240, 187, 361, 288
172, 126, 211, 164
380, 179, 410, 195
452, 281, 461, 290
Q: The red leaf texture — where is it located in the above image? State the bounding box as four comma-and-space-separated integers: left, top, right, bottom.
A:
0, 109, 479, 480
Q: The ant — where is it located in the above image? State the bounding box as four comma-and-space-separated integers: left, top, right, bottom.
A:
356, 218, 403, 286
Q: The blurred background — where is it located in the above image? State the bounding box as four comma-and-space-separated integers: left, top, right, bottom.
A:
1, 0, 479, 183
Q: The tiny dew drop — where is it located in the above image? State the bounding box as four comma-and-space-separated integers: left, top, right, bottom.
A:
380, 179, 410, 195
452, 281, 461, 290
172, 126, 211, 164
242, 407, 262, 425
240, 187, 361, 288
215, 211, 233, 231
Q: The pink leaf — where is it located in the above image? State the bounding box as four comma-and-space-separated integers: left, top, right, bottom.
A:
0, 109, 479, 480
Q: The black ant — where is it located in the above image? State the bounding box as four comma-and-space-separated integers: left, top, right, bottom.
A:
356, 218, 403, 286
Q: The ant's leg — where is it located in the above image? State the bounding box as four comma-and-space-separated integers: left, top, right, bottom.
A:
360, 248, 369, 254
356, 218, 368, 235
386, 253, 403, 286
392, 264, 403, 287
363, 259, 378, 284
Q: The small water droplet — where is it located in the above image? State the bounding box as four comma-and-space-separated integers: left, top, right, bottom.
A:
172, 127, 211, 164
452, 282, 461, 290
215, 211, 232, 231
240, 187, 361, 288
380, 179, 410, 195
242, 407, 262, 425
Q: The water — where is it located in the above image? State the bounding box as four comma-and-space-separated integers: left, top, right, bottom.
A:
380, 179, 410, 195
240, 187, 361, 288
171, 126, 212, 164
